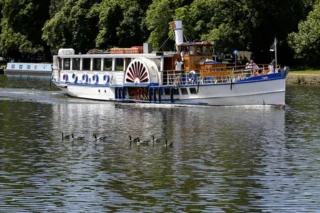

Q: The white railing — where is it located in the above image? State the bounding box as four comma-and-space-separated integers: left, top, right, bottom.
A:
162, 64, 278, 86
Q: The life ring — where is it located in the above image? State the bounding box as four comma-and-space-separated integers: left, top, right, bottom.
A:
82, 74, 88, 83
92, 74, 99, 84
103, 74, 110, 84
206, 66, 213, 71
109, 75, 114, 85
188, 71, 196, 83
72, 73, 76, 79
74, 76, 78, 84
173, 75, 180, 87
63, 74, 69, 82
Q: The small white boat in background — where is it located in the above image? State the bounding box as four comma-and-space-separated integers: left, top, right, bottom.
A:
4, 62, 52, 76
51, 20, 289, 107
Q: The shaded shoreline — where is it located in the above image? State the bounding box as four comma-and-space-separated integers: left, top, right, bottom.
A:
287, 72, 320, 85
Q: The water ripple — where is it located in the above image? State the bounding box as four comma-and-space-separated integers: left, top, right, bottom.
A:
0, 79, 320, 212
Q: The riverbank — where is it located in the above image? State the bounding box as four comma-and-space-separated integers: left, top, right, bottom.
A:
287, 70, 320, 85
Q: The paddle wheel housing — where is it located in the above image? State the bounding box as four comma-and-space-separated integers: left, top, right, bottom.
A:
124, 58, 160, 85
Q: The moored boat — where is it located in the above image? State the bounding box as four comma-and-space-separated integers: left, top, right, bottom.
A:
51, 20, 289, 106
4, 62, 52, 76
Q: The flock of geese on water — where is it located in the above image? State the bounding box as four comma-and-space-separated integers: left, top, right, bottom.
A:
61, 132, 173, 148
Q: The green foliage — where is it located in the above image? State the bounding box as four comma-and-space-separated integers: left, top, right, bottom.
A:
146, 0, 175, 50
0, 0, 51, 59
0, 17, 34, 54
42, 0, 99, 53
0, 0, 319, 66
288, 2, 320, 63
146, 0, 191, 50
43, 0, 151, 53
96, 0, 151, 48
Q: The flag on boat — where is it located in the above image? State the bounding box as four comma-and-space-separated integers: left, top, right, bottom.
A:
270, 38, 277, 52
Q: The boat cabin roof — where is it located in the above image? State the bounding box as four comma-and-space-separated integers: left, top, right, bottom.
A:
176, 41, 214, 56
177, 41, 213, 48
56, 53, 175, 59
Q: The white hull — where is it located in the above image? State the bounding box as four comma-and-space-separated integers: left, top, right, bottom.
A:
59, 77, 286, 106
51, 45, 289, 106
176, 91, 285, 106
174, 78, 286, 105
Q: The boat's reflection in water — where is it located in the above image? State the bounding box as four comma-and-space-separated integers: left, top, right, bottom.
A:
49, 102, 295, 211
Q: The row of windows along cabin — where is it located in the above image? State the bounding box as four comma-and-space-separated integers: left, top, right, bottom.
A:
56, 57, 128, 72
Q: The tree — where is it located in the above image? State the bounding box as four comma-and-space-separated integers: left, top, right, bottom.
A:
43, 0, 152, 53
42, 0, 100, 53
186, 0, 251, 53
145, 0, 192, 50
0, 0, 52, 60
288, 2, 320, 64
115, 0, 152, 47
95, 0, 152, 48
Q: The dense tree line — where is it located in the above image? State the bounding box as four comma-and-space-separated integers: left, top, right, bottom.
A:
0, 0, 319, 66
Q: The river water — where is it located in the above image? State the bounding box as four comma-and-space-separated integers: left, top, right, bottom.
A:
0, 75, 319, 212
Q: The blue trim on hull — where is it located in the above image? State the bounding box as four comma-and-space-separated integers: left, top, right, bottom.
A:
113, 98, 208, 105
52, 72, 287, 88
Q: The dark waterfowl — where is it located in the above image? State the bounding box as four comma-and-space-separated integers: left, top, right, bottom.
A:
71, 133, 85, 140
137, 137, 150, 145
93, 133, 108, 141
129, 135, 138, 142
152, 135, 162, 142
165, 139, 173, 148
62, 132, 71, 139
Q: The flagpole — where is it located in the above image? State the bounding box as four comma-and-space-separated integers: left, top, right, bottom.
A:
275, 37, 277, 70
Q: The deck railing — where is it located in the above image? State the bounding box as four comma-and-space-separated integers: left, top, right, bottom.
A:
163, 64, 279, 86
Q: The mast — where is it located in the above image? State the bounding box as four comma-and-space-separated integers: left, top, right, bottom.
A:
274, 37, 278, 69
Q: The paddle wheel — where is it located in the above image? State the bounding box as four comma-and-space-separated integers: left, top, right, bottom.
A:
125, 59, 150, 84
124, 58, 160, 85
128, 87, 149, 100
124, 58, 160, 101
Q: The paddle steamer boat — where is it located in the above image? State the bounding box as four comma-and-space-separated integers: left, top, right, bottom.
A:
52, 20, 289, 106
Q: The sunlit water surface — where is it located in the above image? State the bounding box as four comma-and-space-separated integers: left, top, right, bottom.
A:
0, 75, 319, 212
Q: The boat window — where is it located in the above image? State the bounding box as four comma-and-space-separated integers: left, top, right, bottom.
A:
189, 46, 196, 55
202, 46, 211, 56
125, 58, 132, 70
72, 58, 80, 70
180, 88, 188, 95
173, 88, 179, 95
63, 58, 70, 70
189, 88, 197, 94
82, 58, 90, 71
196, 46, 203, 55
104, 58, 112, 71
93, 58, 101, 71
164, 88, 171, 95
116, 58, 124, 71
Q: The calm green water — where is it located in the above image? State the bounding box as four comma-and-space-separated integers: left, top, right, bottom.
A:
0, 75, 319, 212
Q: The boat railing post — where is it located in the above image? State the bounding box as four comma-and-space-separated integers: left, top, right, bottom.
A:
159, 88, 162, 103
153, 88, 157, 103
170, 87, 174, 103
232, 67, 234, 82
119, 88, 122, 99
149, 87, 153, 102
122, 87, 125, 99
